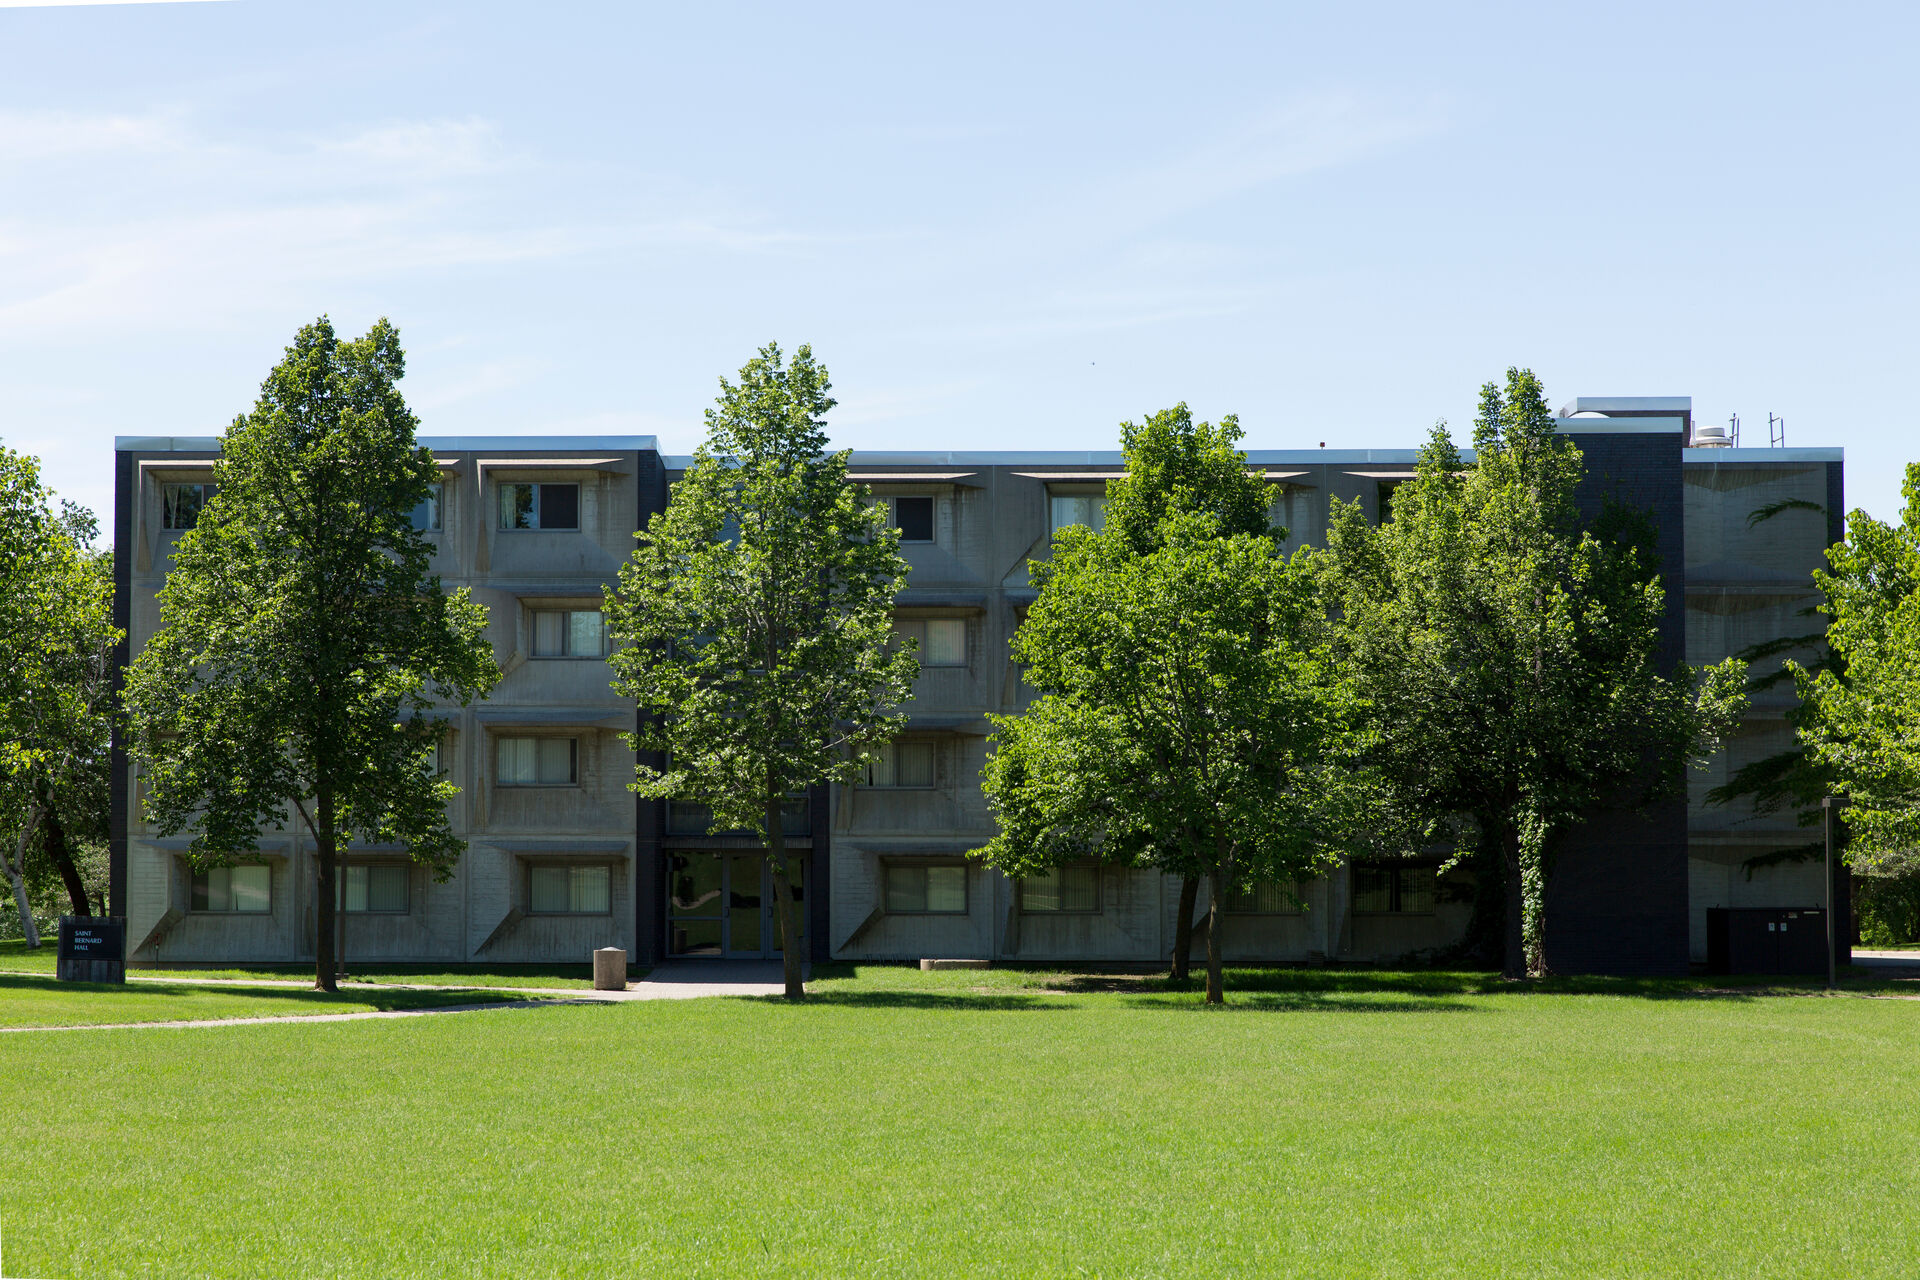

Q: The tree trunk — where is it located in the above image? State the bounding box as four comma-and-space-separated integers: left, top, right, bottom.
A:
766, 794, 805, 1001
314, 788, 338, 993
1204, 867, 1225, 1005
1170, 874, 1199, 983
42, 804, 93, 918
5, 804, 44, 948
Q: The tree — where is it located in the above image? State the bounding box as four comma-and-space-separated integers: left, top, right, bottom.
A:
980, 508, 1359, 1005
605, 343, 917, 1001
124, 317, 497, 991
0, 449, 118, 945
1313, 369, 1747, 978
1099, 404, 1279, 980
1793, 463, 1920, 881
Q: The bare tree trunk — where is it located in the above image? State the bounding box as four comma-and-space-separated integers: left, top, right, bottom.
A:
314, 787, 338, 993
1170, 874, 1198, 983
42, 804, 93, 917
1204, 867, 1224, 1005
5, 803, 44, 948
766, 793, 804, 1001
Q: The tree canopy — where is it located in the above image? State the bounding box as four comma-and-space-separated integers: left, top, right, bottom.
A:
606, 342, 917, 1000
1313, 369, 1746, 976
123, 317, 497, 990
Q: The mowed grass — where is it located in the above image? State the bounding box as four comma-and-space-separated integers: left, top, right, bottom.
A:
3, 968, 1918, 1278
0, 939, 625, 989
0, 972, 556, 1028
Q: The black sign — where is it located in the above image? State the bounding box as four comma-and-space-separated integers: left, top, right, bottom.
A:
58, 916, 127, 983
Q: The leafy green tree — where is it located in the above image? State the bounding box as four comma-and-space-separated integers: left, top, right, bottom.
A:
124, 318, 497, 991
981, 508, 1359, 1004
1793, 463, 1920, 881
1314, 369, 1747, 978
0, 450, 119, 945
605, 343, 917, 1001
1098, 404, 1280, 980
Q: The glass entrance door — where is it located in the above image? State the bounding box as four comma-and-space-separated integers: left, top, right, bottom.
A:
666, 853, 805, 958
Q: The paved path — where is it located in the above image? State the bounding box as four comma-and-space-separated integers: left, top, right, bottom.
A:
0, 960, 796, 1033
1851, 949, 1920, 972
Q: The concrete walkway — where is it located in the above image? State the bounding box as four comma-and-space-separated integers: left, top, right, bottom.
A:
1851, 949, 1920, 972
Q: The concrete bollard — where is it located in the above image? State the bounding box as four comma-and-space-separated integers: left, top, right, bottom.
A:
919, 958, 990, 971
593, 947, 628, 991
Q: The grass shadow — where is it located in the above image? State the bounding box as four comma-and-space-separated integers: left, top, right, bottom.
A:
0, 971, 550, 1014
758, 991, 1068, 1012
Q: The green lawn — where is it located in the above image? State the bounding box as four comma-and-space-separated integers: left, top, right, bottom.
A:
0, 972, 557, 1029
0, 939, 627, 989
3, 966, 1918, 1278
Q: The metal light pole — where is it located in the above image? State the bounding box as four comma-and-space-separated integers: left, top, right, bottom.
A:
1822, 796, 1840, 991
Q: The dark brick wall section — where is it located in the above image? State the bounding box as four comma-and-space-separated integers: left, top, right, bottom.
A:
1548, 430, 1690, 975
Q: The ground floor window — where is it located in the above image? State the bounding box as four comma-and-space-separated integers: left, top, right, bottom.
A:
529, 863, 612, 915
1018, 864, 1099, 914
338, 864, 410, 914
1352, 864, 1436, 915
191, 863, 271, 913
885, 862, 968, 914
1225, 879, 1305, 915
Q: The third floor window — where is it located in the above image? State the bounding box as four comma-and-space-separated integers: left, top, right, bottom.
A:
498, 482, 579, 531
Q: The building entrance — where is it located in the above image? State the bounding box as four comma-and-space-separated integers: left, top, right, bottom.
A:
665, 852, 805, 958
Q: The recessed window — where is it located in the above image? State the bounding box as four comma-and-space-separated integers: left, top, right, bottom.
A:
337, 864, 410, 914
864, 742, 935, 788
190, 863, 270, 913
529, 863, 612, 915
1352, 865, 1435, 915
896, 617, 966, 666
162, 483, 218, 530
498, 482, 580, 530
891, 496, 935, 543
885, 862, 968, 914
1048, 494, 1107, 535
496, 736, 578, 786
1376, 481, 1403, 525
533, 609, 606, 658
1226, 880, 1305, 915
1019, 864, 1100, 914
411, 483, 443, 532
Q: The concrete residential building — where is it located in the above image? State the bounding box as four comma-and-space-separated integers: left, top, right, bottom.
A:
108, 399, 1844, 974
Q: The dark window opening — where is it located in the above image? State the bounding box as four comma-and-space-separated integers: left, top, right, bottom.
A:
894, 496, 935, 543
1352, 864, 1435, 915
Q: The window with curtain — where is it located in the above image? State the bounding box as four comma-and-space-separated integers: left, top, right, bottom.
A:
496, 736, 578, 786
529, 863, 612, 915
161, 483, 218, 530
1019, 864, 1100, 914
337, 864, 410, 913
1048, 493, 1108, 535
532, 609, 605, 657
885, 862, 968, 914
864, 741, 936, 787
1352, 865, 1436, 915
497, 482, 580, 530
895, 617, 966, 666
410, 483, 443, 531
1225, 880, 1306, 915
190, 863, 271, 913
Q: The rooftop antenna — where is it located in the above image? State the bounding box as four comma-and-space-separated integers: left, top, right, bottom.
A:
1769, 413, 1785, 448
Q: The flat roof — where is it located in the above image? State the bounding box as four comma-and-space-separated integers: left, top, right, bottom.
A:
116, 435, 661, 452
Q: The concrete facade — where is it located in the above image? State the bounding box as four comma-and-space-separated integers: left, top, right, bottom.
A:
109, 400, 1844, 972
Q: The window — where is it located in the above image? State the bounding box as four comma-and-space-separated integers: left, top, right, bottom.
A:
496, 736, 578, 786
338, 864, 409, 913
890, 495, 935, 543
864, 742, 935, 788
1376, 481, 1403, 525
162, 483, 217, 530
410, 484, 443, 532
190, 863, 270, 913
1226, 880, 1305, 915
896, 617, 966, 666
498, 482, 580, 530
1352, 865, 1435, 915
1049, 493, 1108, 535
885, 862, 968, 914
533, 609, 605, 658
529, 863, 612, 915
1019, 864, 1099, 914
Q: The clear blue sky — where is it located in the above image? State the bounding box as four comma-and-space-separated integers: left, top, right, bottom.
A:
3, 0, 1916, 528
